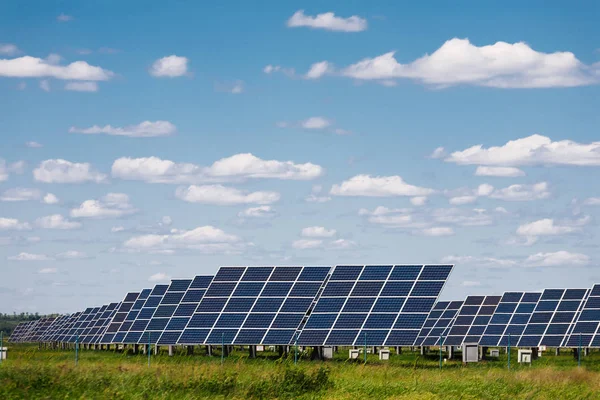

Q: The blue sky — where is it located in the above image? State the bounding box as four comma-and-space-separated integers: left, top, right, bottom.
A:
1, 1, 599, 314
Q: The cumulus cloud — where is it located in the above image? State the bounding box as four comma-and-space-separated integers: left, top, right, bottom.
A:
0, 43, 19, 56
149, 272, 171, 282
123, 225, 245, 254
69, 121, 176, 138
475, 166, 525, 177
446, 134, 600, 167
70, 193, 137, 218
64, 81, 98, 92
305, 61, 334, 79
525, 251, 590, 267
56, 250, 88, 259
0, 217, 31, 231
8, 252, 51, 261
43, 193, 59, 204
263, 64, 296, 78
462, 281, 482, 287
112, 153, 322, 183
301, 226, 336, 238
0, 56, 113, 80
330, 174, 434, 197
301, 117, 331, 129
149, 55, 188, 77
34, 159, 107, 183
583, 198, 600, 206
420, 227, 454, 237
39, 79, 50, 92
340, 38, 600, 88
36, 214, 82, 230
305, 185, 332, 203
287, 10, 367, 32
25, 141, 43, 148
410, 196, 428, 206
214, 80, 244, 94
238, 205, 276, 218
175, 185, 280, 205
292, 238, 356, 250
447, 182, 549, 204
0, 188, 42, 202
440, 255, 517, 267
430, 147, 446, 159
515, 216, 589, 244
57, 13, 73, 22
292, 239, 323, 249
38, 267, 57, 274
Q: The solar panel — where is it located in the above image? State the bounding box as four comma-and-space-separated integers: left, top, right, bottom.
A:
298, 264, 452, 346
565, 285, 600, 347
415, 300, 464, 346
441, 295, 501, 346
156, 276, 212, 345
518, 288, 589, 348
99, 291, 141, 343
40, 316, 66, 342
121, 285, 168, 344
179, 266, 331, 346
479, 292, 541, 347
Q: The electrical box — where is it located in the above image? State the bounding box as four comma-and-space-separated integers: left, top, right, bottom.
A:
462, 343, 479, 363
518, 349, 532, 364
379, 349, 390, 360
349, 349, 360, 359
323, 347, 333, 359
490, 349, 500, 357
256, 345, 264, 352
0, 347, 6, 360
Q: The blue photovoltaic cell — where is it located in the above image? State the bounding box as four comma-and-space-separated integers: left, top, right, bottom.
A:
567, 284, 600, 347
99, 292, 140, 343
442, 295, 501, 346
299, 264, 452, 346
519, 288, 589, 348
181, 266, 330, 345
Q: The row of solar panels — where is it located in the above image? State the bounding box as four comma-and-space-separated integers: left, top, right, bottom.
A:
9, 265, 600, 348
9, 265, 452, 347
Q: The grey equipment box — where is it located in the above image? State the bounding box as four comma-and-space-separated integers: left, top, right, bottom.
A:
462, 343, 479, 363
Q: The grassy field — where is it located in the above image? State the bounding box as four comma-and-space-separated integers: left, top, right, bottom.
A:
1, 344, 599, 399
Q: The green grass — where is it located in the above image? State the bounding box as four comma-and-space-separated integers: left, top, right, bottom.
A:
1, 345, 599, 399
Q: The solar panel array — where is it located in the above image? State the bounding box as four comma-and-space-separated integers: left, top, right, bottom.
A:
414, 300, 464, 346
566, 284, 600, 347
441, 295, 501, 346
298, 265, 453, 346
479, 292, 541, 347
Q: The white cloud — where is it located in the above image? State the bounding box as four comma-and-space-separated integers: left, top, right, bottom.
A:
440, 255, 517, 267
476, 184, 495, 197
516, 216, 589, 244
39, 79, 50, 92
149, 272, 171, 282
331, 174, 434, 197
25, 141, 43, 148
328, 238, 356, 250
0, 218, 31, 231
161, 216, 172, 226
582, 198, 600, 206
111, 226, 125, 233
175, 185, 280, 205
215, 80, 244, 94
149, 55, 188, 77
430, 147, 446, 159
0, 56, 113, 80
112, 153, 322, 183
420, 227, 454, 236
301, 117, 331, 129
38, 267, 57, 274
301, 226, 336, 238
69, 121, 176, 138
462, 281, 481, 287
0, 188, 42, 202
64, 81, 98, 92
305, 61, 334, 79
34, 159, 107, 183
489, 182, 550, 201
292, 239, 323, 249
306, 185, 331, 203
446, 134, 600, 167
124, 225, 244, 254
432, 208, 494, 227
70, 193, 137, 218
57, 13, 73, 22
525, 251, 590, 267
56, 250, 87, 259
410, 196, 428, 206
263, 64, 296, 77
360, 206, 495, 230
43, 193, 59, 204
238, 205, 276, 218
475, 166, 525, 177
8, 252, 51, 261
287, 10, 367, 32
36, 214, 82, 230
449, 196, 477, 205
0, 43, 19, 56
341, 38, 599, 88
